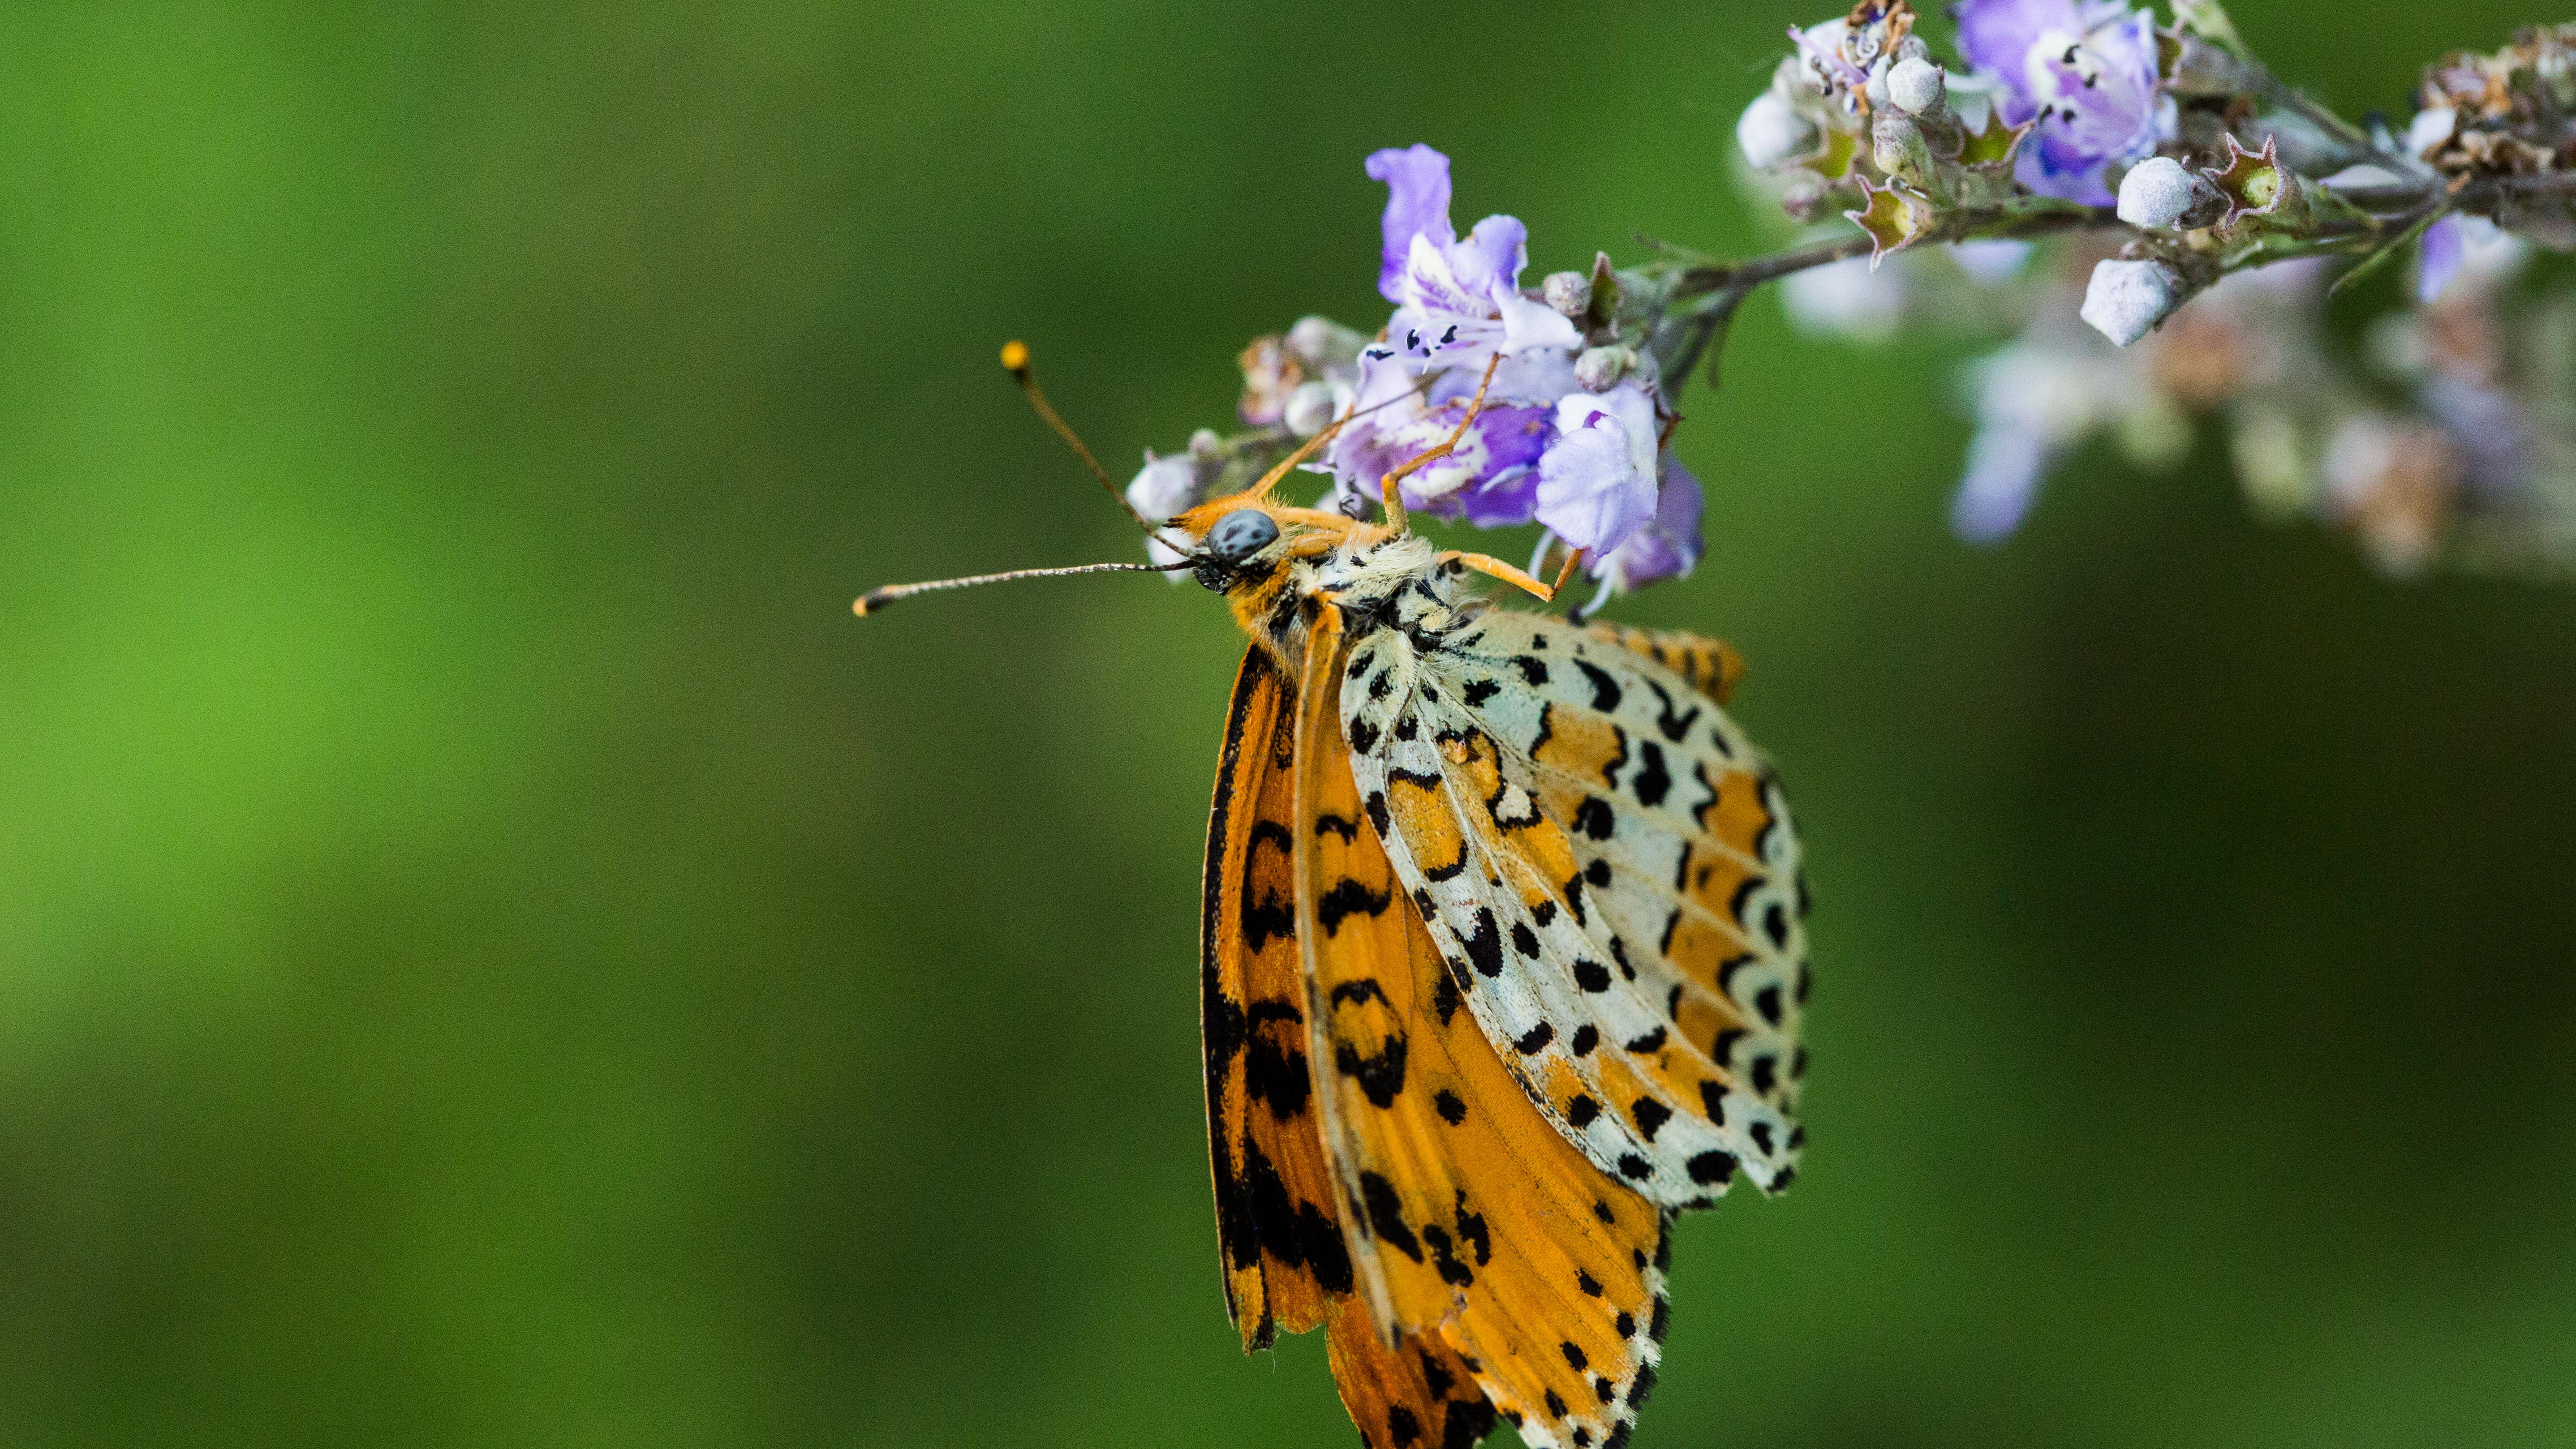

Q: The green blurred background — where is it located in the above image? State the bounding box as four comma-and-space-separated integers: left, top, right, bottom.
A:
2, 3, 2571, 1445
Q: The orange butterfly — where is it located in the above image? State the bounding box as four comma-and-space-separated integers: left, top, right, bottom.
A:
860, 344, 1809, 1449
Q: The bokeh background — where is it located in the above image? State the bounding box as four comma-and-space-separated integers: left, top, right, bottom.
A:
3, 3, 2572, 1445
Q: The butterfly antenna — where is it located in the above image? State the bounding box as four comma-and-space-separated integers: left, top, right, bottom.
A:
1001, 341, 1165, 537
855, 558, 1196, 617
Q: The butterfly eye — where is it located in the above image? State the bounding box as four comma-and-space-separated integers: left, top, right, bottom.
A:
1205, 509, 1280, 564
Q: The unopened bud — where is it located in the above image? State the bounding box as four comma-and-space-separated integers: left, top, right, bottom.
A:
1573, 346, 1636, 392
2116, 156, 2222, 228
1284, 315, 1366, 371
1188, 428, 1225, 459
1894, 33, 1930, 63
1863, 57, 1893, 110
1542, 270, 1593, 319
1282, 382, 1341, 438
1872, 110, 1931, 180
1737, 90, 1818, 170
1888, 57, 1946, 116
2080, 258, 2189, 346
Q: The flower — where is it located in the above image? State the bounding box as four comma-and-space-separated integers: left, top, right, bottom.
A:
1320, 350, 1556, 523
1954, 0, 2172, 203
2079, 257, 2189, 346
1535, 385, 1663, 553
1589, 456, 1705, 594
1365, 144, 1583, 382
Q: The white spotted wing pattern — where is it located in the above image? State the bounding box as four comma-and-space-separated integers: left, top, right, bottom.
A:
1340, 609, 1810, 1209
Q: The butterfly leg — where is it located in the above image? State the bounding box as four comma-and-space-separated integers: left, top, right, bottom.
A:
1376, 354, 1503, 533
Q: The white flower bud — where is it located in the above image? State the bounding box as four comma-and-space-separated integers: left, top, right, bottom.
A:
1541, 270, 1593, 319
1284, 315, 1366, 371
1894, 33, 1930, 63
1282, 382, 1342, 438
2116, 157, 2199, 228
2080, 258, 2189, 347
1127, 453, 1200, 520
1573, 346, 1635, 392
1736, 90, 1817, 170
1187, 428, 1224, 459
1863, 57, 1892, 110
1872, 110, 1929, 179
1888, 57, 1945, 116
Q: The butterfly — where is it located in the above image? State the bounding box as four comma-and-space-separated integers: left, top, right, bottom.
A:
859, 344, 1809, 1449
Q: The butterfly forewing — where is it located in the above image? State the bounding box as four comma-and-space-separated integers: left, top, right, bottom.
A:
1296, 605, 1672, 1449
1342, 610, 1809, 1209
1202, 647, 1352, 1348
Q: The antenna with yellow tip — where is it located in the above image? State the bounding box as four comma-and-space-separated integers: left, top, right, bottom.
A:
999, 340, 1164, 538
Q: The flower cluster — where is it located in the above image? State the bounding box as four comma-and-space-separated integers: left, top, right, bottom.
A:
1110, 1, 2576, 607
1728, 0, 2576, 577
1127, 145, 1706, 606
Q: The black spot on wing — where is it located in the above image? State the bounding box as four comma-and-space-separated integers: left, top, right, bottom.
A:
1359, 1171, 1422, 1261
1644, 678, 1702, 743
1317, 877, 1393, 934
1348, 717, 1380, 755
1242, 1001, 1309, 1119
1567, 1093, 1600, 1127
1462, 676, 1502, 707
1631, 1097, 1673, 1142
1434, 1088, 1466, 1125
1572, 959, 1611, 993
1574, 659, 1622, 711
1421, 1222, 1474, 1288
1631, 741, 1671, 807
1513, 655, 1548, 685
1429, 968, 1462, 1026
1570, 1024, 1599, 1056
1334, 1031, 1409, 1109
1514, 1021, 1554, 1054
1314, 812, 1359, 843
1365, 790, 1391, 839
1461, 909, 1503, 977
1573, 796, 1616, 840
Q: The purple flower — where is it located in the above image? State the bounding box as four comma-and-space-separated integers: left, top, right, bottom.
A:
1536, 385, 1662, 553
1589, 456, 1705, 593
1955, 0, 2170, 204
1319, 350, 1554, 521
1365, 144, 1582, 384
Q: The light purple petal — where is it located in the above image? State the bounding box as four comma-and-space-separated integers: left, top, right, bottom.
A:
1450, 214, 1528, 298
1957, 0, 2166, 201
1954, 0, 2080, 106
2417, 214, 2465, 304
1536, 388, 1660, 553
1495, 287, 1584, 355
1366, 144, 1454, 304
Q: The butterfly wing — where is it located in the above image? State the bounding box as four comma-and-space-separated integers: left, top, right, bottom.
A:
1296, 604, 1672, 1449
1202, 646, 1353, 1349
1340, 609, 1809, 1212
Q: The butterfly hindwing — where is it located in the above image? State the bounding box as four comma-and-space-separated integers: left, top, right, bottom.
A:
1297, 605, 1672, 1449
1202, 646, 1352, 1349
1342, 610, 1809, 1210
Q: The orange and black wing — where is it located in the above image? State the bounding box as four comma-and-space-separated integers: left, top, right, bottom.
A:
1296, 605, 1671, 1449
1201, 645, 1352, 1350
